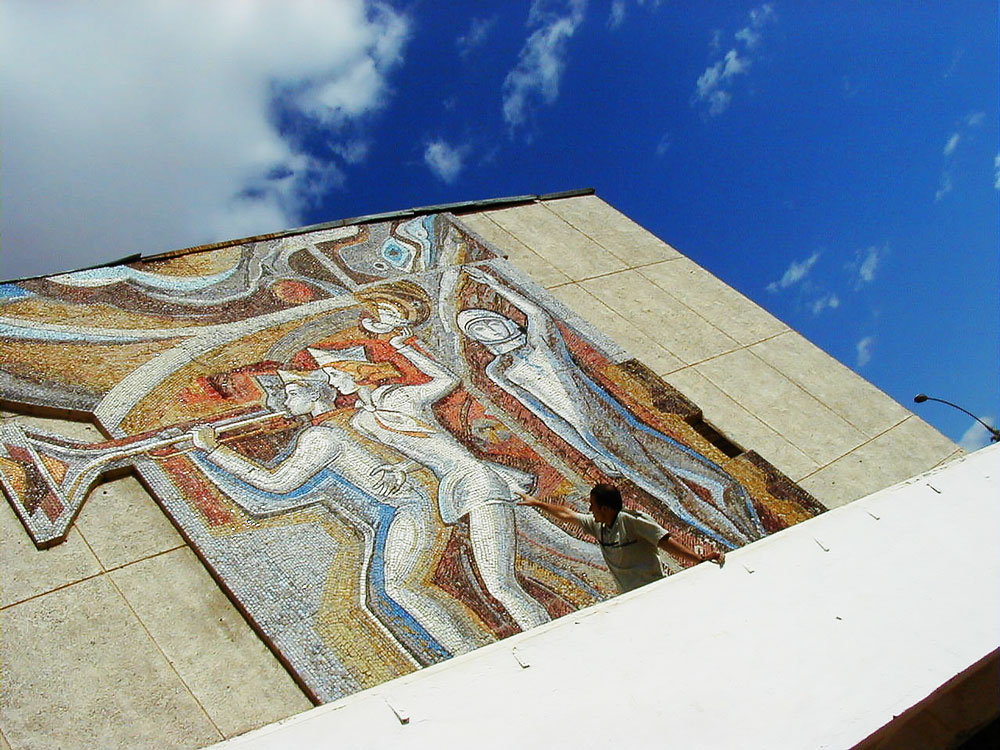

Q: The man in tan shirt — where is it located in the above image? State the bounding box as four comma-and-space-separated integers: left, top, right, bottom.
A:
519, 484, 725, 593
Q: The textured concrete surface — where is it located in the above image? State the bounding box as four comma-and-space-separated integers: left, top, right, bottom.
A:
0, 411, 311, 750
694, 347, 870, 466
798, 416, 960, 508
75, 474, 185, 570
110, 547, 312, 736
1, 575, 224, 750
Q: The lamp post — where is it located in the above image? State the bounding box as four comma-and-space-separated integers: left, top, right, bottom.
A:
913, 394, 1000, 443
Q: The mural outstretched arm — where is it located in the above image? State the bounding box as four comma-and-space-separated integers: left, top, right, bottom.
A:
389, 332, 459, 403
193, 425, 340, 494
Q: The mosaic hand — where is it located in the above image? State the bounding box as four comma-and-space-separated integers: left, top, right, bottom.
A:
371, 463, 408, 495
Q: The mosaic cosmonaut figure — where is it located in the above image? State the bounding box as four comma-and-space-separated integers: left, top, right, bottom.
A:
309, 338, 551, 632
457, 266, 766, 550
188, 362, 476, 660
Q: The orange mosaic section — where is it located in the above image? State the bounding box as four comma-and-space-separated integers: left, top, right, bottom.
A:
1, 299, 213, 329
1, 337, 183, 396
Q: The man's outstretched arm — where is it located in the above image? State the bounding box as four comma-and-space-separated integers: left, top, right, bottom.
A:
658, 534, 726, 567
517, 492, 588, 531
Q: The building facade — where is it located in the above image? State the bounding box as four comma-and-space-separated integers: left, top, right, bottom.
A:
0, 192, 961, 749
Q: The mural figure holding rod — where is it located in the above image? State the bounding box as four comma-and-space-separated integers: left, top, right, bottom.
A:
310, 334, 552, 632
0, 409, 291, 547
457, 265, 765, 550
189, 362, 475, 660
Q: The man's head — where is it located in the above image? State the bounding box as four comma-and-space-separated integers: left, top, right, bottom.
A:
307, 346, 398, 392
588, 483, 622, 525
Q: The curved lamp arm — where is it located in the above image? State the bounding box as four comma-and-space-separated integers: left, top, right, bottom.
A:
913, 394, 1000, 443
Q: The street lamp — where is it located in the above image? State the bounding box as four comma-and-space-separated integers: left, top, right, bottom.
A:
913, 394, 1000, 443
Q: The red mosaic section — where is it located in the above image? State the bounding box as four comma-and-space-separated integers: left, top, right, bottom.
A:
159, 454, 236, 527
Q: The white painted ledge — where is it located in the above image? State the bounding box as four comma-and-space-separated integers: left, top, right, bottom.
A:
206, 445, 999, 750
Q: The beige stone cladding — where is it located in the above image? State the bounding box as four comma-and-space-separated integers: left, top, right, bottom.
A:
0, 412, 312, 750
458, 194, 960, 509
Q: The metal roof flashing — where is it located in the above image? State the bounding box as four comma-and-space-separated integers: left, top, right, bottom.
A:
0, 190, 596, 283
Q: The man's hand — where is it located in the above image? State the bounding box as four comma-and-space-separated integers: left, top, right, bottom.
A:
516, 491, 547, 508
190, 424, 219, 452
693, 544, 725, 567
371, 463, 408, 495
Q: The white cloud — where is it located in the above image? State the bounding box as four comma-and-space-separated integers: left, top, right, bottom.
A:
734, 27, 760, 48
943, 133, 960, 156
747, 3, 776, 28
423, 140, 468, 183
695, 50, 750, 116
457, 16, 497, 57
810, 293, 840, 315
502, 0, 588, 131
608, 1, 626, 29
965, 111, 985, 127
694, 4, 774, 117
856, 336, 874, 367
655, 132, 671, 156
935, 173, 953, 202
0, 0, 409, 279
959, 417, 996, 452
709, 29, 723, 52
734, 4, 774, 49
849, 244, 886, 288
767, 252, 821, 292
332, 140, 371, 165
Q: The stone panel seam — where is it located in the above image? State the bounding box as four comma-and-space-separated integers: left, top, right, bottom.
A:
101, 543, 188, 575
793, 415, 931, 488
0, 570, 104, 611
741, 346, 871, 444
547, 282, 689, 373
665, 363, 817, 481
105, 554, 227, 741
536, 199, 680, 267
484, 205, 677, 280
692, 347, 868, 466
474, 213, 568, 281
747, 332, 914, 440
632, 264, 762, 351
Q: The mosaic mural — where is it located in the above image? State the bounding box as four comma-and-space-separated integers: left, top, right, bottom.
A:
0, 212, 824, 702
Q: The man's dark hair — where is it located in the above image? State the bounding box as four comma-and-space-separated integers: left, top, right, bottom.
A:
590, 483, 622, 513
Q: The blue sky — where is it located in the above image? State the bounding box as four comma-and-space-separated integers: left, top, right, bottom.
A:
1, 1, 997, 449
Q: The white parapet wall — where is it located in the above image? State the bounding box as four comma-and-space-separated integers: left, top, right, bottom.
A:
206, 444, 999, 750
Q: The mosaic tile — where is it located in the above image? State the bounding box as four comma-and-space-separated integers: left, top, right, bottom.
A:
0, 211, 824, 704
